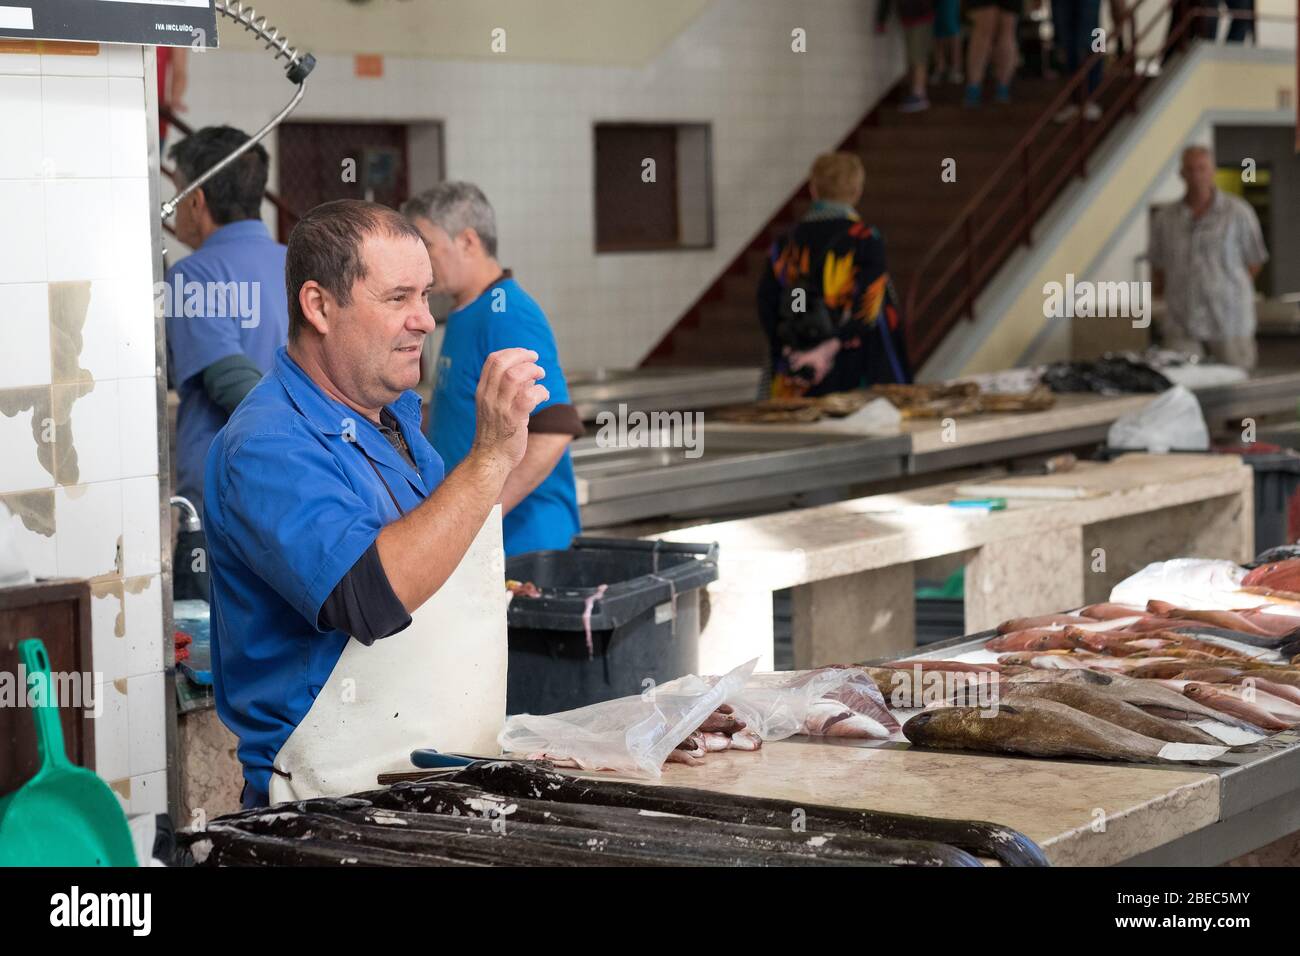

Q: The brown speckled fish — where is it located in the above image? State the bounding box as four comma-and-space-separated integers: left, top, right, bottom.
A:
903, 698, 1222, 763
998, 682, 1221, 744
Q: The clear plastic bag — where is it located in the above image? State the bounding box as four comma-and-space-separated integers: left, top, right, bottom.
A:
497, 659, 757, 778
1106, 384, 1209, 452
726, 667, 900, 740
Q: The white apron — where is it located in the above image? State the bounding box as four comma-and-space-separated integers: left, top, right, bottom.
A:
268, 507, 509, 803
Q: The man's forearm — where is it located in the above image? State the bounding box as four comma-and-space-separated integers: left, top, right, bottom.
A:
501, 433, 572, 514
375, 448, 511, 611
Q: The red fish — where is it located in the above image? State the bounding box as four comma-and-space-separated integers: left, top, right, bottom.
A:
996, 614, 1094, 634
985, 629, 1080, 652
1146, 600, 1300, 638
1182, 683, 1292, 732
1078, 603, 1147, 620
1242, 559, 1300, 594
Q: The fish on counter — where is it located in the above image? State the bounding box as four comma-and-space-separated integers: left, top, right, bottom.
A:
1078, 602, 1148, 620
1145, 600, 1300, 639
1181, 683, 1294, 733
995, 682, 1223, 745
1083, 671, 1263, 731
985, 629, 1081, 652
903, 697, 1227, 764
997, 614, 1097, 633
803, 698, 896, 738
1242, 558, 1300, 596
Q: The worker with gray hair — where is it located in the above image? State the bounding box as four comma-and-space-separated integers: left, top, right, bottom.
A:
402, 182, 582, 556
1149, 145, 1268, 369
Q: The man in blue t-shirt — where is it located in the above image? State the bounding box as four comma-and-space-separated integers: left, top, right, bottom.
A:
163, 126, 289, 598
403, 183, 582, 556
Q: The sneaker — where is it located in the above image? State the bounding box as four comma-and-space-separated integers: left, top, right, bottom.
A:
1054, 103, 1080, 123
948, 69, 965, 84
963, 84, 982, 108
993, 83, 1011, 104
1083, 102, 1103, 121
898, 93, 930, 113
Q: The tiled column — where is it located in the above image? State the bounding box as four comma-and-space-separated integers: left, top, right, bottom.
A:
0, 42, 166, 816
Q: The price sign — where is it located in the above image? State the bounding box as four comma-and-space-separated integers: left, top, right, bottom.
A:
0, 0, 218, 48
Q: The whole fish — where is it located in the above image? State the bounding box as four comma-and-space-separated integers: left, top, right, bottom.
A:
1006, 668, 1112, 686
1078, 602, 1148, 620
1061, 628, 1162, 656
1083, 671, 1262, 730
1146, 600, 1300, 639
1200, 682, 1300, 722
1242, 558, 1300, 594
727, 729, 763, 751
986, 629, 1080, 652
903, 698, 1225, 763
1224, 675, 1300, 706
868, 666, 999, 711
803, 698, 893, 739
1111, 627, 1261, 661
1172, 666, 1246, 683
997, 651, 1136, 671
997, 614, 1095, 634
886, 659, 1000, 673
1128, 660, 1203, 679
1182, 683, 1292, 732
998, 682, 1222, 744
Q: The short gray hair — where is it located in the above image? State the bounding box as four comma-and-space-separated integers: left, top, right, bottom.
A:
402, 181, 498, 258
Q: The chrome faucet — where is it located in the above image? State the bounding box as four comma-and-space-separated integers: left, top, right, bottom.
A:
170, 496, 201, 534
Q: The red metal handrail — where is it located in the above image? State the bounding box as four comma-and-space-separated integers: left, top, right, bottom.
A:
902, 2, 1279, 370
159, 105, 301, 229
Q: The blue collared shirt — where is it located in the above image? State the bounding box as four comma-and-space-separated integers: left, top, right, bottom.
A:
165, 219, 289, 513
428, 278, 580, 556
204, 348, 445, 801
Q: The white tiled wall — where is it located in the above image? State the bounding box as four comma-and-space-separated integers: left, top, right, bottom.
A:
0, 43, 166, 817
180, 0, 905, 369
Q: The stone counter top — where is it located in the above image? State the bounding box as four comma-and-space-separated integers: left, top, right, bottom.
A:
649, 738, 1221, 866
655, 453, 1250, 591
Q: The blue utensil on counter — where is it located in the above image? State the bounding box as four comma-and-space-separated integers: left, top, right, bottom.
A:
409, 749, 478, 769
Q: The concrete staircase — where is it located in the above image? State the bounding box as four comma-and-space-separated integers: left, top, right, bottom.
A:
642, 74, 1110, 370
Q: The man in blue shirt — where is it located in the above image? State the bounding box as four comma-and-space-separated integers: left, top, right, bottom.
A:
403, 183, 583, 556
164, 127, 287, 601
204, 200, 547, 806
164, 126, 288, 515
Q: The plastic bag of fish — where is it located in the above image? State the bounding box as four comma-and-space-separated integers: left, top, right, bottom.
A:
723, 666, 900, 741
498, 660, 757, 778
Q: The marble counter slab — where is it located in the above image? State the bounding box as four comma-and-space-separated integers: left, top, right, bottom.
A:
648, 738, 1221, 866
656, 454, 1251, 591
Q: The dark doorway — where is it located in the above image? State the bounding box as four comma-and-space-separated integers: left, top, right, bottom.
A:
274, 121, 411, 242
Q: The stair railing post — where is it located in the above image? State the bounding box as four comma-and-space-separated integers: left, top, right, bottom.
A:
964, 214, 976, 322
1022, 146, 1034, 247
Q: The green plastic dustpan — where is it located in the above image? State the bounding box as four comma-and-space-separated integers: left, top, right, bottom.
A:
0, 639, 137, 866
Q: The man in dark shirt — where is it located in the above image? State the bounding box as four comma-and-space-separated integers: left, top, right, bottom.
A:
756, 152, 911, 397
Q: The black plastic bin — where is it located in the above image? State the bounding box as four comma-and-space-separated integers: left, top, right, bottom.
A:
505, 537, 719, 715
1236, 451, 1300, 553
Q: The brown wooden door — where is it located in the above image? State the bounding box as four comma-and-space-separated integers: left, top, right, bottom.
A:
275, 122, 411, 242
